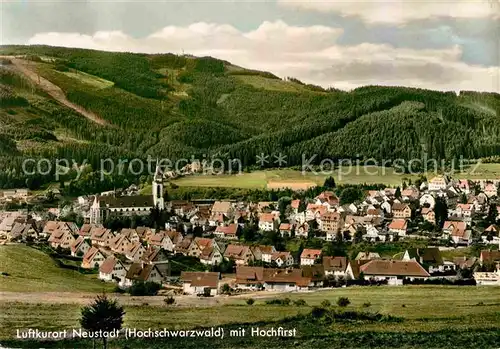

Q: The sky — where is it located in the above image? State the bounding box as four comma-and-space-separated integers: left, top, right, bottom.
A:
1, 0, 499, 92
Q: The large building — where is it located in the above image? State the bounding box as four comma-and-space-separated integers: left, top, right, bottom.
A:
89, 163, 165, 224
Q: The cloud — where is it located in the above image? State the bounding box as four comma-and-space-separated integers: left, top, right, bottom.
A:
278, 0, 500, 24
27, 20, 499, 92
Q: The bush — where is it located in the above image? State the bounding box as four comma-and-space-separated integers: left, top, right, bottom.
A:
164, 296, 175, 305
246, 298, 255, 305
294, 299, 307, 306
311, 306, 326, 318
265, 298, 291, 306
337, 297, 351, 307
320, 300, 331, 308
129, 281, 161, 296
221, 283, 232, 295
362, 302, 371, 308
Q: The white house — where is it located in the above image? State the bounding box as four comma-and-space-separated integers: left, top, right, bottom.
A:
99, 257, 128, 283
180, 271, 220, 296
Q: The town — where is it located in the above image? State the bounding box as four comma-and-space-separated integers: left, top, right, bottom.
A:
1, 165, 500, 297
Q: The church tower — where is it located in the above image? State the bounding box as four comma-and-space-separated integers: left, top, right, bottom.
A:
153, 161, 165, 210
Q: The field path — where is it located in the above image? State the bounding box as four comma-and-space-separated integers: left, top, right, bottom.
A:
4, 57, 109, 126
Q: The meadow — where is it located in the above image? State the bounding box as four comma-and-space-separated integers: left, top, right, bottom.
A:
0, 245, 114, 293
1, 286, 499, 347
170, 163, 500, 190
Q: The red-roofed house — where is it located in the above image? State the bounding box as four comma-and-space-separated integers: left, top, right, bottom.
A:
99, 256, 128, 282
300, 249, 322, 265
70, 236, 91, 257
214, 223, 238, 240
271, 251, 294, 267
388, 219, 408, 236
258, 213, 279, 231
359, 259, 430, 285
181, 271, 220, 296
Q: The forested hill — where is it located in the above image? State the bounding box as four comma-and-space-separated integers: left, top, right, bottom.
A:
0, 45, 500, 188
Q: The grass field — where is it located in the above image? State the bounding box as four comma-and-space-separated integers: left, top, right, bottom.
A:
233, 75, 320, 93
167, 164, 500, 190
0, 245, 114, 293
1, 286, 499, 346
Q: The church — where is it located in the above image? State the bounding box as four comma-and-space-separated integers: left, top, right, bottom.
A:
89, 163, 165, 224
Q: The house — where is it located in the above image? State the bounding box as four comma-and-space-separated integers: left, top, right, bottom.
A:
290, 199, 301, 214
392, 203, 412, 218
252, 245, 276, 263
300, 249, 322, 265
208, 213, 226, 227
120, 262, 163, 288
355, 252, 380, 260
148, 231, 174, 251
142, 247, 170, 277
388, 219, 408, 236
109, 234, 132, 255
136, 226, 154, 241
174, 236, 193, 255
211, 201, 233, 217
421, 207, 436, 224
78, 224, 103, 240
484, 183, 498, 198
401, 187, 420, 201
188, 238, 219, 258
366, 208, 384, 218
479, 250, 500, 265
278, 223, 292, 237
90, 227, 114, 247
214, 224, 238, 240
70, 236, 91, 257
235, 266, 316, 292
453, 256, 477, 269
320, 212, 343, 238
474, 270, 500, 285
99, 257, 128, 283
402, 248, 453, 274
48, 230, 76, 250
165, 230, 183, 248
454, 204, 474, 219
323, 256, 348, 277
82, 247, 107, 269
125, 241, 146, 262
181, 271, 220, 296
305, 204, 327, 222
8, 222, 39, 241
419, 194, 436, 209
120, 228, 141, 243
346, 259, 370, 279
314, 191, 339, 208
458, 179, 472, 194
199, 245, 224, 266
224, 244, 255, 265
428, 176, 449, 191
359, 260, 430, 285
482, 225, 500, 244
258, 213, 278, 232
295, 222, 310, 238
42, 221, 78, 239
271, 251, 294, 267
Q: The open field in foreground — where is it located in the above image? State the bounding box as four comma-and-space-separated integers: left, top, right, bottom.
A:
170, 164, 500, 189
1, 286, 499, 348
0, 245, 114, 293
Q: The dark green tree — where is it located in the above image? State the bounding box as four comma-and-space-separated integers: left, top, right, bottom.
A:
80, 294, 125, 349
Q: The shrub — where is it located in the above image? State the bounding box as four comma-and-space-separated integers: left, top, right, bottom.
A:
337, 297, 351, 307
246, 298, 255, 305
311, 307, 326, 318
362, 302, 372, 308
221, 283, 232, 295
294, 299, 307, 306
320, 300, 331, 308
265, 298, 291, 306
129, 281, 161, 296
164, 296, 175, 305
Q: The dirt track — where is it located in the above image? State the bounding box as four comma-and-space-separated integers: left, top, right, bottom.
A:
3, 57, 108, 126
